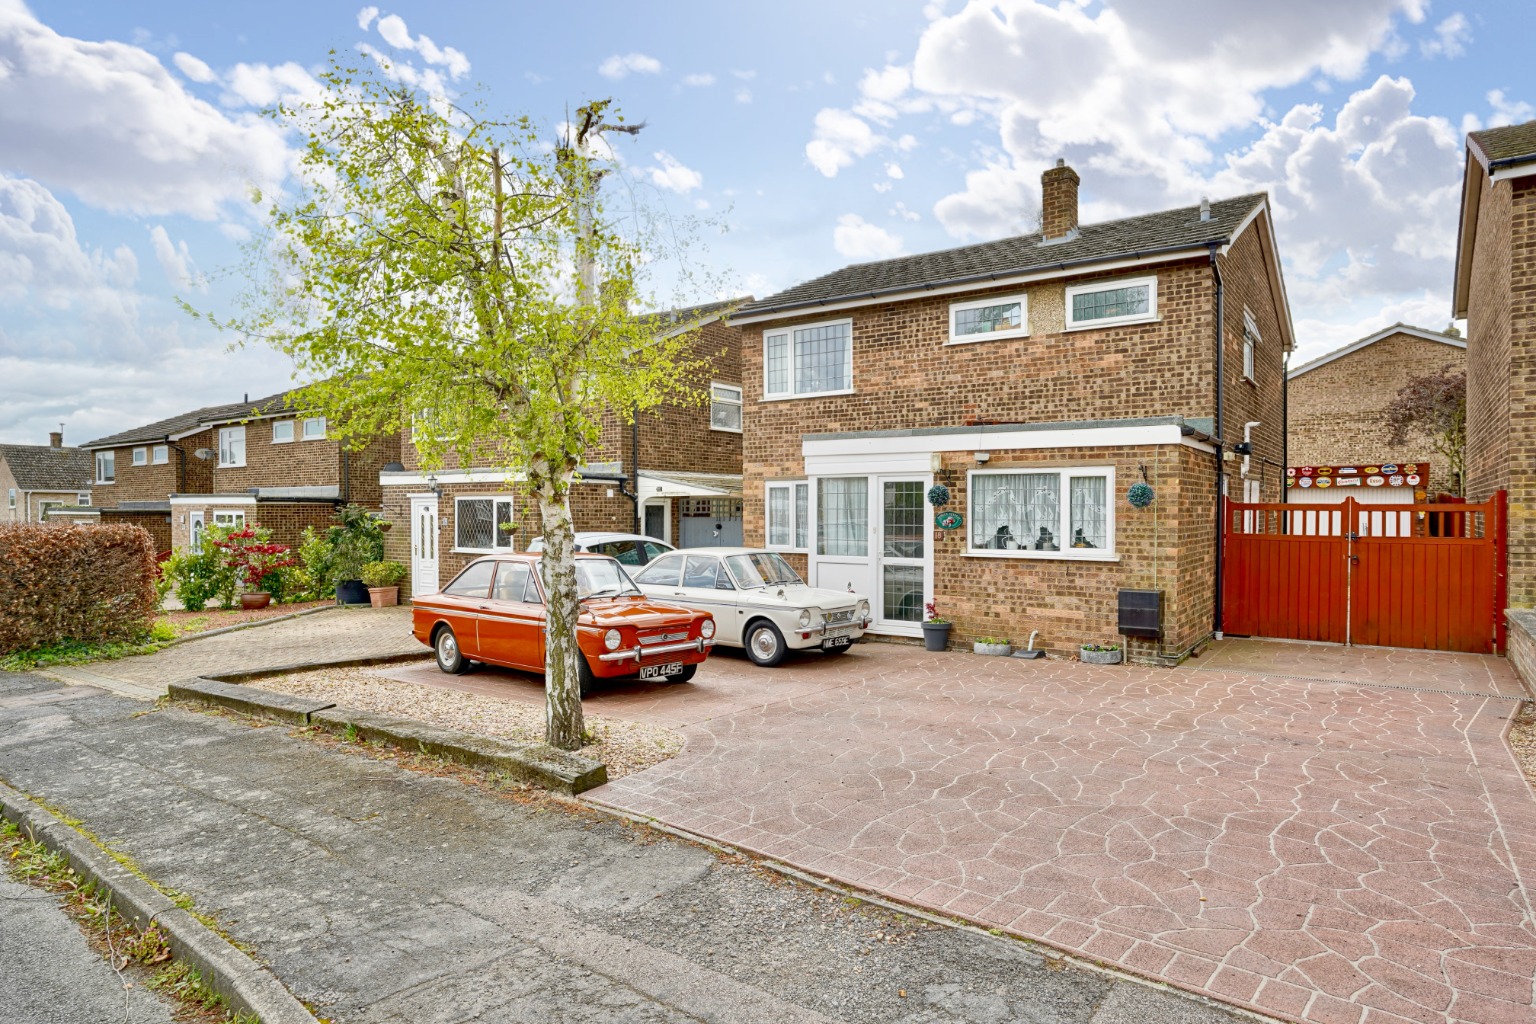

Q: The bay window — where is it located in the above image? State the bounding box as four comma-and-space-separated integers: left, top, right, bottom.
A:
968, 467, 1114, 558
763, 319, 853, 398
766, 481, 810, 551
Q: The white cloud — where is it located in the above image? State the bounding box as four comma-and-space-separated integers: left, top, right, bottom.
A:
221, 61, 321, 108
885, 162, 905, 179
172, 51, 215, 83
735, 88, 753, 104
732, 69, 757, 80
873, 182, 894, 193
647, 151, 703, 194
148, 225, 205, 292
891, 201, 921, 222
369, 12, 470, 79
356, 5, 379, 30
1486, 88, 1535, 128
833, 213, 904, 260
1420, 13, 1470, 59
681, 72, 715, 87
0, 4, 291, 219
806, 108, 883, 177
598, 52, 662, 79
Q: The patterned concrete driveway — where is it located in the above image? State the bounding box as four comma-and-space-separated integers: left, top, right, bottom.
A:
580, 642, 1536, 1024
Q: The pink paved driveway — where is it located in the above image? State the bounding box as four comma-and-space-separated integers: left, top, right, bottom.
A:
587, 644, 1536, 1024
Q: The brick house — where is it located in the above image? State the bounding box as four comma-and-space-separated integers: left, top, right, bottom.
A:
82, 391, 401, 555
736, 162, 1292, 662
381, 300, 746, 597
1286, 323, 1466, 503
1454, 119, 1536, 605
0, 431, 93, 523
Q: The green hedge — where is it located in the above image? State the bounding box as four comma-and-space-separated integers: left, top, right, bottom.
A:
0, 524, 158, 656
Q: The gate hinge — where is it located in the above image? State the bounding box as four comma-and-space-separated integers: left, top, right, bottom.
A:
1345, 532, 1360, 541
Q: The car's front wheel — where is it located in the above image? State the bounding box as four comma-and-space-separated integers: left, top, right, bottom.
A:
435, 626, 470, 675
577, 655, 596, 699
745, 620, 787, 668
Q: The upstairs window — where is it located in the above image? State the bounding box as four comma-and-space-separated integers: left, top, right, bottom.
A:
302, 416, 327, 440
1242, 308, 1259, 382
77, 493, 91, 506
95, 451, 115, 484
272, 420, 295, 444
151, 444, 168, 464
454, 496, 514, 552
763, 319, 853, 398
949, 295, 1028, 343
1065, 275, 1158, 330
710, 383, 743, 432
218, 426, 246, 468
131, 447, 148, 466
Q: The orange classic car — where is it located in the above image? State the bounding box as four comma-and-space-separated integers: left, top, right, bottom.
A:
411, 553, 716, 696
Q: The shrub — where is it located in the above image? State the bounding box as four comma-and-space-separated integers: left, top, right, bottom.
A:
360, 560, 406, 588
160, 535, 236, 613
210, 524, 297, 597
296, 527, 336, 600
0, 523, 158, 656
326, 504, 386, 584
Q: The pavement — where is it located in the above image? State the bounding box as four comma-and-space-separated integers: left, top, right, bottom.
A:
0, 668, 1246, 1024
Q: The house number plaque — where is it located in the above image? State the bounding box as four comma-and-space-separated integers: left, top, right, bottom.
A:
934, 510, 964, 530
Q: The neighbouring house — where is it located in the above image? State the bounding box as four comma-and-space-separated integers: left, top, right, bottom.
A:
0, 431, 94, 524
736, 161, 1292, 662
381, 299, 747, 597
1454, 119, 1536, 606
81, 391, 401, 556
1286, 323, 1466, 504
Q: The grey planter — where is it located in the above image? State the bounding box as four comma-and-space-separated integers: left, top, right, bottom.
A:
921, 622, 951, 652
973, 641, 1013, 657
1079, 646, 1123, 665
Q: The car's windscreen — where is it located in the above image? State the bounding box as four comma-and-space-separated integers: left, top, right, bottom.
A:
575, 558, 642, 599
634, 554, 683, 587
443, 560, 496, 598
724, 552, 803, 588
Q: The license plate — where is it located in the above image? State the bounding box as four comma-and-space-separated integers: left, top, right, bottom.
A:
822, 635, 852, 651
638, 662, 685, 680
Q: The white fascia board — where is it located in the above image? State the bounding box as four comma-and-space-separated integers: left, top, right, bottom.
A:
731, 248, 1213, 326
1289, 326, 1467, 379
169, 494, 257, 506
1489, 160, 1536, 182
379, 469, 521, 486
638, 472, 732, 498
803, 423, 1205, 463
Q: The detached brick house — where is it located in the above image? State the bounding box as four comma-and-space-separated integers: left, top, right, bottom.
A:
0, 431, 93, 523
736, 162, 1292, 662
1454, 119, 1536, 605
381, 299, 746, 597
1286, 323, 1466, 502
82, 391, 401, 555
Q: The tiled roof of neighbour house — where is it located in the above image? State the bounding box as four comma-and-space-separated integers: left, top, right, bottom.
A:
1288, 323, 1466, 379
80, 390, 294, 448
0, 444, 93, 491
638, 297, 751, 334
738, 194, 1268, 318
1468, 122, 1536, 165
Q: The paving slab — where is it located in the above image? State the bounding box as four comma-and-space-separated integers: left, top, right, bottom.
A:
1197, 638, 1526, 698
587, 643, 1536, 1024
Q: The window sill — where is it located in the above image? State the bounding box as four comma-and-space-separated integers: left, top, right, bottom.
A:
964, 549, 1120, 563
1063, 315, 1160, 332
760, 387, 855, 403
95, 480, 115, 486
271, 439, 293, 445
946, 329, 1030, 346
218, 463, 246, 469
709, 425, 744, 434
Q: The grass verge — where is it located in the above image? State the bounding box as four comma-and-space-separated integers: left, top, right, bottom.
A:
0, 633, 172, 672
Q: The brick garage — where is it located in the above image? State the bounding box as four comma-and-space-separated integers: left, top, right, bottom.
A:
169, 497, 340, 555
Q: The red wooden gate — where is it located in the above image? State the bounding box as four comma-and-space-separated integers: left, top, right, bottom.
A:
1223, 493, 1506, 654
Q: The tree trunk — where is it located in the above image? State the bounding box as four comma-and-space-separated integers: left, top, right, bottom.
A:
535, 468, 584, 750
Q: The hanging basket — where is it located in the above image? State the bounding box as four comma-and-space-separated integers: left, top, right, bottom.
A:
1127, 482, 1155, 508
927, 483, 951, 507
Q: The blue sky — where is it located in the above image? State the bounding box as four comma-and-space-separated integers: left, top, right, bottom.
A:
1, 0, 1533, 444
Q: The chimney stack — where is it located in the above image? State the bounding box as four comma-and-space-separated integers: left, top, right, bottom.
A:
49, 430, 62, 449
1040, 158, 1080, 241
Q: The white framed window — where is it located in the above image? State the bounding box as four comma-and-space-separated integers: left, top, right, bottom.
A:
816, 476, 868, 557
765, 481, 810, 551
218, 426, 246, 467
454, 495, 515, 552
967, 467, 1116, 559
6, 488, 14, 508
302, 416, 327, 440
763, 318, 853, 399
271, 420, 295, 444
1064, 275, 1158, 330
95, 451, 115, 484
948, 294, 1028, 344
131, 446, 148, 466
77, 493, 90, 506
1242, 308, 1259, 382
709, 383, 743, 432
151, 444, 168, 465
212, 510, 246, 530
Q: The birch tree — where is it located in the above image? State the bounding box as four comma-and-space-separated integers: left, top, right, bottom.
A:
216, 65, 705, 749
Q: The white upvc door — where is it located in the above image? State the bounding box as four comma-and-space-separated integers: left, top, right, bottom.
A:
807, 474, 931, 638
188, 512, 205, 553
410, 495, 440, 595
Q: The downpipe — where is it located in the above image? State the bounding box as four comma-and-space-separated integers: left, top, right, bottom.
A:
1209, 243, 1226, 640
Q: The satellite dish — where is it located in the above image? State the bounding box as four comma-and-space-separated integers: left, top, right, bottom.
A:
193, 448, 215, 460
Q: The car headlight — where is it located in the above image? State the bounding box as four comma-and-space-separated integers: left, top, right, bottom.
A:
798, 608, 813, 628
856, 600, 870, 618
701, 619, 715, 639
603, 628, 622, 651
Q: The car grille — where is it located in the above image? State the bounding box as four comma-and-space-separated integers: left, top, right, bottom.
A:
824, 609, 856, 624
640, 631, 689, 645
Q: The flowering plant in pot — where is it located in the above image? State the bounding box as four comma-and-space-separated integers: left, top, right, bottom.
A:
360, 560, 407, 607
973, 635, 1012, 657
211, 524, 298, 610
921, 600, 951, 652
1079, 642, 1123, 665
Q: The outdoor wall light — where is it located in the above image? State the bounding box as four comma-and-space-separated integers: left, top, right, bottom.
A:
974, 452, 991, 463
929, 452, 944, 472
426, 474, 440, 495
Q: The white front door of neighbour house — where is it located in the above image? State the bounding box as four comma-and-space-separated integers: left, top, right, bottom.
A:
808, 475, 930, 637
410, 495, 440, 595
189, 512, 205, 553
643, 500, 670, 544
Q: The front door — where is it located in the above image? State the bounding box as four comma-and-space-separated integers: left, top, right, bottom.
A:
643, 500, 670, 544
410, 496, 440, 595
188, 512, 205, 553
808, 475, 930, 636
877, 478, 928, 632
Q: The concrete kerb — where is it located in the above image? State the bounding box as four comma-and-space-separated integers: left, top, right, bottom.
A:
169, 677, 608, 795
0, 781, 319, 1024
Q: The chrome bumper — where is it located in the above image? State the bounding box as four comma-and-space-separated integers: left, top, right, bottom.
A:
598, 637, 715, 663
813, 617, 872, 635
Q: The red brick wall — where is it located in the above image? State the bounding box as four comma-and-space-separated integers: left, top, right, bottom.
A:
94, 428, 215, 507
1217, 220, 1288, 500
210, 418, 400, 508
100, 509, 172, 552
169, 502, 337, 554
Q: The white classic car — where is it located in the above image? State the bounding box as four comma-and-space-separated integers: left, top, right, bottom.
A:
632, 548, 872, 667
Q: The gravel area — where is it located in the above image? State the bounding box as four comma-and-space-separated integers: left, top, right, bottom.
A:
247, 665, 684, 777
157, 600, 332, 637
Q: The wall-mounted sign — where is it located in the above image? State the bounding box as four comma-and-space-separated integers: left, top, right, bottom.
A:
935, 510, 964, 531
1287, 462, 1428, 495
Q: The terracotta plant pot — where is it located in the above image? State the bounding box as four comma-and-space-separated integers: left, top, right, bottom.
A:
240, 592, 272, 610
368, 586, 400, 608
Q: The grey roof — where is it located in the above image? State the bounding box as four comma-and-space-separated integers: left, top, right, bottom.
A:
739, 194, 1267, 317
81, 389, 293, 449
0, 444, 92, 491
1469, 121, 1536, 165
638, 296, 749, 333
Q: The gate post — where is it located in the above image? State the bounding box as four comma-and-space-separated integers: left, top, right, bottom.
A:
1344, 496, 1358, 647
1495, 489, 1509, 654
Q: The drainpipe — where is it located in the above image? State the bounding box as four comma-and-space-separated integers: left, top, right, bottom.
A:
1209, 243, 1226, 639
1282, 352, 1290, 503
